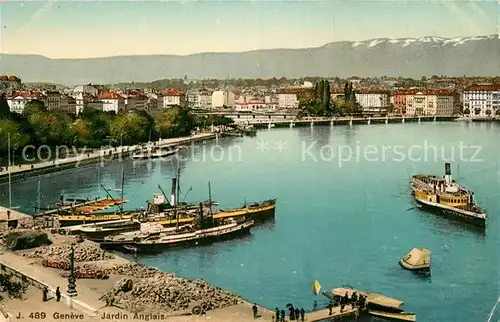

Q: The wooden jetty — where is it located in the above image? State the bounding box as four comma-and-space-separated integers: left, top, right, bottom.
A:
331, 288, 404, 312
305, 306, 358, 321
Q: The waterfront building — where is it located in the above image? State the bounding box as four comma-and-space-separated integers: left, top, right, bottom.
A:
235, 96, 268, 111
277, 89, 300, 109
97, 92, 125, 113
462, 84, 500, 117
162, 89, 185, 108
6, 91, 44, 114
392, 90, 415, 115
404, 90, 454, 116
355, 89, 390, 115
264, 95, 278, 110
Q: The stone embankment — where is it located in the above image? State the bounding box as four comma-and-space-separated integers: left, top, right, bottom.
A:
18, 235, 241, 315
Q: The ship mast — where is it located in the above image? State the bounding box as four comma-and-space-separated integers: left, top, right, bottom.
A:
36, 180, 41, 213
208, 181, 213, 215
120, 165, 124, 212
175, 167, 180, 229
7, 133, 11, 209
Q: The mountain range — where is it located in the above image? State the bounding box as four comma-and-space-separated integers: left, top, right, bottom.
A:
0, 34, 498, 85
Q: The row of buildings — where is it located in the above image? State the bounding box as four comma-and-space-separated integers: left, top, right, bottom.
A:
332, 85, 499, 117
4, 80, 500, 117
5, 85, 300, 114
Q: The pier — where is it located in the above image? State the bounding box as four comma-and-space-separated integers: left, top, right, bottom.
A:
305, 306, 358, 321
239, 115, 458, 128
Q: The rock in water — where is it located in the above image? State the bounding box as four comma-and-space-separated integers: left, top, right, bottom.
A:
3, 230, 52, 250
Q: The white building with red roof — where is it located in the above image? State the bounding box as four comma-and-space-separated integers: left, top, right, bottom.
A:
6, 91, 45, 114
97, 92, 125, 113
162, 89, 185, 108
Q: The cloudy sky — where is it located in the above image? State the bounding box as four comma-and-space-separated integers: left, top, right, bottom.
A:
0, 0, 498, 58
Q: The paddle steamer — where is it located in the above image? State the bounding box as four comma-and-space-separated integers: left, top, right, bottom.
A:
411, 163, 486, 227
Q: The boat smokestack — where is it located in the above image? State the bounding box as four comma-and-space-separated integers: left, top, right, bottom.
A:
444, 163, 452, 183
170, 178, 177, 206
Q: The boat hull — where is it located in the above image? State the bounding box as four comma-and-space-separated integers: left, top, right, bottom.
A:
414, 198, 485, 228
59, 215, 133, 227
214, 200, 276, 223
77, 224, 141, 242
368, 310, 416, 322
101, 223, 252, 254
59, 200, 276, 227
398, 259, 430, 274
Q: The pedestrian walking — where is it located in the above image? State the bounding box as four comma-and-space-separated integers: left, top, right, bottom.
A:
42, 287, 48, 302
56, 287, 61, 302
300, 308, 305, 321
252, 303, 258, 318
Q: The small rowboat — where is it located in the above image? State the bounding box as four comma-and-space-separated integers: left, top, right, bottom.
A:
369, 310, 416, 321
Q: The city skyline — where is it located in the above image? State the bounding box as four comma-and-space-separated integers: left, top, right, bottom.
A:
0, 0, 498, 59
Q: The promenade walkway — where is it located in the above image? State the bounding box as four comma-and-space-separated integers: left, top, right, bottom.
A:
0, 250, 278, 322
0, 132, 216, 178
0, 251, 110, 315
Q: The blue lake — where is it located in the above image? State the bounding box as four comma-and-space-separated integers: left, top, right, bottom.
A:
1, 121, 499, 322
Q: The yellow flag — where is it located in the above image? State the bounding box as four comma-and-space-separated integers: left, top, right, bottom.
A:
313, 280, 321, 295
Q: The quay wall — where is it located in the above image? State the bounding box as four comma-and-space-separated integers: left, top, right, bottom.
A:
0, 259, 97, 317
0, 133, 217, 185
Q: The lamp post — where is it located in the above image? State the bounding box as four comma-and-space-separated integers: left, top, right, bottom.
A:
67, 243, 77, 297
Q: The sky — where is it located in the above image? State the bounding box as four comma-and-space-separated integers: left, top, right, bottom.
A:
0, 0, 498, 58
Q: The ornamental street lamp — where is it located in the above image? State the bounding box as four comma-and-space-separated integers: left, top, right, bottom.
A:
67, 243, 77, 297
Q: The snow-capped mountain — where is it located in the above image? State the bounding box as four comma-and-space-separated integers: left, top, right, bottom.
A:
1, 34, 498, 84
345, 34, 497, 48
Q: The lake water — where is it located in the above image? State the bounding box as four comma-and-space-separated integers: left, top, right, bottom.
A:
1, 121, 499, 322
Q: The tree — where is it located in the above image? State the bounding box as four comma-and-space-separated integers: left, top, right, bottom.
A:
0, 94, 10, 119
109, 113, 147, 145
0, 119, 30, 156
80, 108, 113, 147
72, 119, 93, 146
157, 106, 194, 138
23, 100, 47, 117
322, 80, 332, 113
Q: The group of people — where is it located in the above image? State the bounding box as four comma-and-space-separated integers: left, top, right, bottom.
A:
328, 291, 366, 314
42, 286, 61, 302
273, 305, 305, 321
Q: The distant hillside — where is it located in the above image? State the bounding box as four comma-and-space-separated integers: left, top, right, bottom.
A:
0, 35, 498, 85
